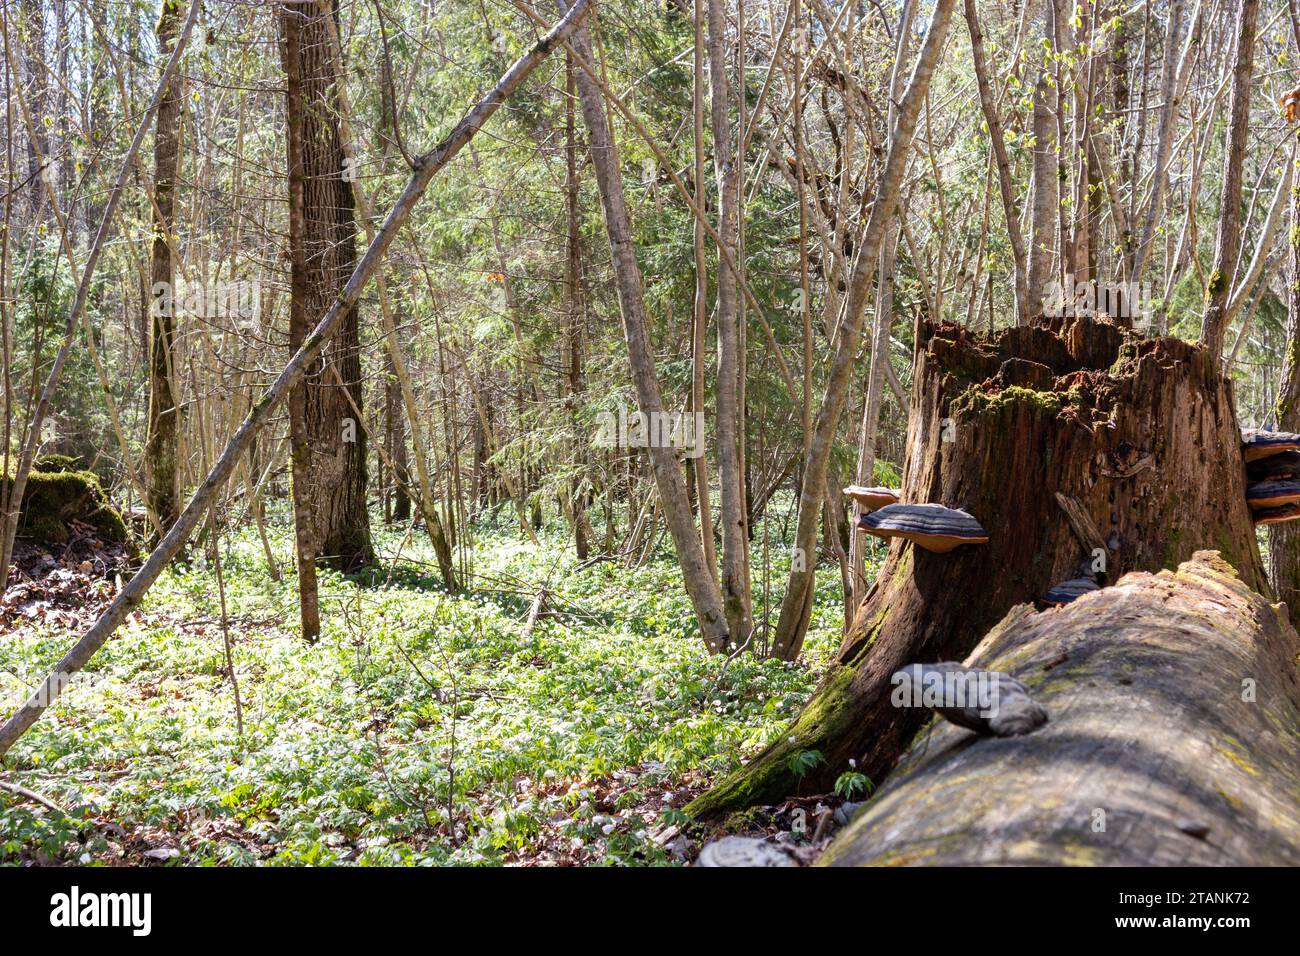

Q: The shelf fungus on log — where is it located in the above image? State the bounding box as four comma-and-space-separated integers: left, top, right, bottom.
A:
1241, 428, 1300, 462
1041, 576, 1100, 606
843, 485, 901, 510
695, 836, 796, 867
1245, 480, 1300, 509
891, 662, 1048, 737
1251, 502, 1300, 525
857, 503, 989, 553
819, 553, 1300, 866
1246, 449, 1300, 481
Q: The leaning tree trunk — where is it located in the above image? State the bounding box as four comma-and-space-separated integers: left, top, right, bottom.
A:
820, 552, 1300, 866
690, 315, 1266, 818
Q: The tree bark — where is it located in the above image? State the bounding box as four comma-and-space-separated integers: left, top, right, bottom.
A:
280, 0, 374, 642
564, 53, 591, 561
1271, 139, 1300, 610
1199, 0, 1259, 360
964, 0, 1028, 324
142, 0, 184, 542
820, 552, 1300, 866
691, 316, 1266, 818
708, 0, 752, 647
1130, 0, 1191, 283
850, 0, 914, 609
1027, 72, 1054, 314
769, 0, 958, 661
384, 354, 412, 522
561, 0, 731, 652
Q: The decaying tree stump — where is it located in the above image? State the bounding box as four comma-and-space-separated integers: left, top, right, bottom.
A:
819, 553, 1300, 866
692, 316, 1267, 819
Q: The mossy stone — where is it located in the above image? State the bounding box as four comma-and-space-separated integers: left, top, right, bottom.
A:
1, 466, 127, 544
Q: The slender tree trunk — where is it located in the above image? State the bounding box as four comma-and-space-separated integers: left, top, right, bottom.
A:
691, 0, 718, 582
561, 0, 731, 652
1130, 0, 1188, 282
965, 0, 1028, 323
385, 354, 412, 522
1271, 138, 1300, 610
1028, 71, 1054, 314
850, 0, 914, 609
1199, 0, 1259, 360
769, 0, 957, 661
564, 54, 590, 561
143, 0, 184, 543
708, 0, 752, 646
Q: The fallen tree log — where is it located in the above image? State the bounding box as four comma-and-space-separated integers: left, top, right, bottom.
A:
820, 552, 1300, 866
692, 316, 1267, 819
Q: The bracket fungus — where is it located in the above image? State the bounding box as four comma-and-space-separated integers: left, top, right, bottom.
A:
1241, 428, 1300, 462
891, 662, 1048, 737
843, 485, 901, 510
1041, 576, 1101, 607
858, 503, 989, 553
695, 835, 796, 867
1246, 449, 1300, 482
1246, 480, 1300, 509
1251, 502, 1300, 525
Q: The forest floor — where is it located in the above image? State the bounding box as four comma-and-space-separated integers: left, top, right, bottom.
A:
0, 508, 867, 866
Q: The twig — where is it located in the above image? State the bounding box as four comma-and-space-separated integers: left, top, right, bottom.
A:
0, 779, 67, 815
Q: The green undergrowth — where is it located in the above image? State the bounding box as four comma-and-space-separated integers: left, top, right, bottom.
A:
1, 508, 867, 866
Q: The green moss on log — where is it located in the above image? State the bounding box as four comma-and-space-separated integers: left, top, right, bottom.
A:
33, 453, 82, 473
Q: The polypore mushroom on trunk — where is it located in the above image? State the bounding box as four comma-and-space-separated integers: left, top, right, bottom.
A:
858, 503, 989, 553
1041, 576, 1100, 606
1241, 428, 1300, 462
1247, 449, 1300, 481
1251, 501, 1300, 525
843, 485, 901, 510
891, 662, 1048, 737
1246, 480, 1300, 509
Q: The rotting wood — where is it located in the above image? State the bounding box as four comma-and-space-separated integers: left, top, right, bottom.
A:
821, 552, 1300, 866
